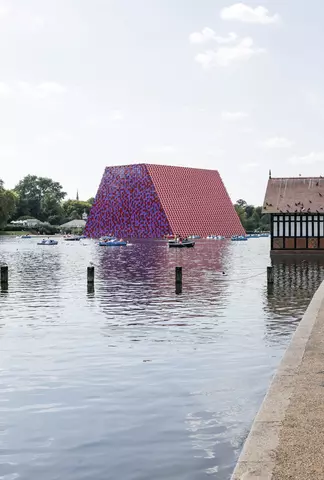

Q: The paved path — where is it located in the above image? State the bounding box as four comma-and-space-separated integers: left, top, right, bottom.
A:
231, 281, 324, 479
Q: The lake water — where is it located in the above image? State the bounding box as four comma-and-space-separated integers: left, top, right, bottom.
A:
0, 236, 322, 480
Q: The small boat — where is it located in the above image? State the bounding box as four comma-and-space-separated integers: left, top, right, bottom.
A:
231, 235, 248, 242
247, 234, 260, 238
99, 239, 127, 246
64, 236, 80, 241
100, 236, 115, 241
169, 240, 195, 248
206, 235, 225, 240
259, 233, 270, 237
37, 239, 58, 246
188, 235, 201, 239
21, 235, 32, 239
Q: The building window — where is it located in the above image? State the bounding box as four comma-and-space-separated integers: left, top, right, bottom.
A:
285, 218, 290, 236
302, 219, 307, 237
314, 220, 318, 237
308, 216, 312, 237
279, 221, 283, 236
296, 219, 301, 237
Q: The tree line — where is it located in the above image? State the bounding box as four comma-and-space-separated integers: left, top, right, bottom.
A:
234, 199, 270, 232
0, 175, 94, 229
0, 175, 270, 233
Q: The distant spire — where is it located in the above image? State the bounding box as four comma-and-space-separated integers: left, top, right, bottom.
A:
76, 189, 79, 201
269, 169, 272, 179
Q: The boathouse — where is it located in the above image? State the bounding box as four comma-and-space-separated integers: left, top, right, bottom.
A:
263, 175, 324, 255
85, 164, 245, 238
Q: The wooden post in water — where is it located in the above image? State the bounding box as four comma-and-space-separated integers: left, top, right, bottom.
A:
175, 266, 182, 294
1, 265, 8, 289
87, 266, 95, 285
267, 266, 274, 285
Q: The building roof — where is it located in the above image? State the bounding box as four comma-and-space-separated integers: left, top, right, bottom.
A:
146, 164, 244, 236
84, 163, 245, 238
60, 219, 86, 228
262, 177, 324, 214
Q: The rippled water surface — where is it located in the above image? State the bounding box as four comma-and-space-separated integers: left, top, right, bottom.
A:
0, 236, 322, 480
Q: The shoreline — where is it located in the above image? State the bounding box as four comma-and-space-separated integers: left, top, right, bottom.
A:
231, 280, 324, 479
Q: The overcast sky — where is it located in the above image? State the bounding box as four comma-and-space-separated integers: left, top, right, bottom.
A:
1, 0, 324, 204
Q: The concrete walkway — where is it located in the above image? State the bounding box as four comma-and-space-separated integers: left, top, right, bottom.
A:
231, 281, 324, 479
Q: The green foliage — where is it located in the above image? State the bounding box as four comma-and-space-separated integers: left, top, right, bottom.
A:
0, 180, 17, 229
1, 174, 95, 227
62, 200, 92, 220
0, 230, 28, 235
14, 175, 66, 221
3, 224, 29, 232
36, 224, 60, 235
234, 199, 270, 232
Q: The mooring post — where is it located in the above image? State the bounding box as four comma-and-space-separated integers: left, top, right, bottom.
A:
1, 265, 8, 289
87, 266, 95, 285
267, 266, 274, 285
175, 266, 182, 294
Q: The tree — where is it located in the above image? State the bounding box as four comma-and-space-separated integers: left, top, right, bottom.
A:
0, 180, 17, 229
62, 199, 92, 220
234, 199, 270, 232
87, 197, 95, 206
42, 193, 65, 225
236, 199, 247, 208
14, 175, 66, 221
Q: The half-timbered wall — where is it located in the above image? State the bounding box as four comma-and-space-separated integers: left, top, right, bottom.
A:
271, 214, 324, 249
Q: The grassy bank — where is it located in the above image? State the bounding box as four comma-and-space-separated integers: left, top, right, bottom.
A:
0, 231, 30, 236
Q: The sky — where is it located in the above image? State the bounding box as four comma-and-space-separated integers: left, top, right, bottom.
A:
1, 0, 324, 204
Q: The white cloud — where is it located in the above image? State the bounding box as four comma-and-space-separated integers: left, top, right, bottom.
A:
37, 131, 73, 145
0, 82, 14, 97
145, 145, 177, 154
289, 152, 324, 165
195, 36, 264, 68
86, 111, 125, 128
206, 148, 225, 157
220, 3, 281, 25
0, 145, 17, 158
0, 81, 67, 99
222, 111, 249, 121
0, 7, 9, 19
242, 162, 259, 169
109, 110, 124, 121
189, 28, 238, 45
38, 82, 66, 95
263, 136, 293, 148
4, 6, 44, 30
240, 127, 254, 134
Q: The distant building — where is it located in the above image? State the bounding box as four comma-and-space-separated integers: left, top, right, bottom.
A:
11, 218, 42, 227
60, 219, 86, 230
263, 176, 324, 256
84, 163, 244, 238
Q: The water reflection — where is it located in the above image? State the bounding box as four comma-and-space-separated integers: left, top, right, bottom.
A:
96, 240, 231, 331
0, 236, 321, 480
264, 259, 324, 343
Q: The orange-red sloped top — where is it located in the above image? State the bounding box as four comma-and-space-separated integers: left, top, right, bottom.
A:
145, 164, 245, 237
262, 177, 324, 214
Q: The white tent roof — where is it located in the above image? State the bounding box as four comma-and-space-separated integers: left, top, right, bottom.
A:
60, 219, 86, 228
